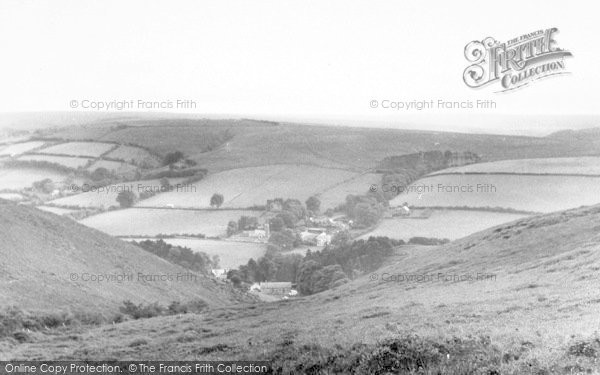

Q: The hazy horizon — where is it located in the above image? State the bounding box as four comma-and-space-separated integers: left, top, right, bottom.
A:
2, 0, 599, 137
0, 111, 598, 137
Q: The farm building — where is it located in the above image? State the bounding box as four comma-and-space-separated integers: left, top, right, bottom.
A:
315, 232, 331, 246
300, 228, 333, 246
240, 223, 270, 241
211, 268, 230, 280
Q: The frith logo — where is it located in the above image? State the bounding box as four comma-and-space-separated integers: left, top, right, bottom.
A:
463, 28, 572, 92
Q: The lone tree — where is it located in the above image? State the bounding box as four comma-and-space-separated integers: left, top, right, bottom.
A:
90, 167, 112, 182
159, 177, 171, 191
116, 190, 137, 208
306, 196, 321, 213
163, 151, 184, 166
226, 220, 238, 236
210, 193, 224, 208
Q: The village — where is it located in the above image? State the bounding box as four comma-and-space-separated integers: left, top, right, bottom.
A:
211, 198, 419, 300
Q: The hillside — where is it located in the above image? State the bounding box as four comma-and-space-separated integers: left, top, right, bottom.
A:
6, 205, 600, 373
0, 200, 246, 313
32, 118, 600, 173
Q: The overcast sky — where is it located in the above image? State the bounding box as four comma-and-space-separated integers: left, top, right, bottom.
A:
0, 0, 598, 134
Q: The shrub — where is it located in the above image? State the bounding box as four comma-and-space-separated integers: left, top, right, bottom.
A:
119, 300, 164, 320
568, 338, 600, 358
128, 338, 149, 347
12, 331, 33, 343
143, 168, 207, 180
116, 190, 137, 208
408, 237, 450, 246
167, 299, 209, 315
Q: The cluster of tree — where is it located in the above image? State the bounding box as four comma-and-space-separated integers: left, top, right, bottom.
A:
226, 197, 319, 243
163, 151, 185, 166
10, 161, 120, 191
228, 250, 303, 286
85, 167, 121, 190
133, 239, 218, 274
4, 159, 77, 174
304, 236, 400, 276
228, 236, 401, 295
269, 198, 309, 231
90, 167, 117, 182
143, 167, 207, 180
296, 262, 348, 295
378, 150, 480, 200
268, 229, 300, 250
162, 151, 200, 168
340, 192, 386, 227
227, 215, 259, 236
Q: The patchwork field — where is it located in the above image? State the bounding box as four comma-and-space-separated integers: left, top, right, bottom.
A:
0, 141, 45, 156
0, 167, 71, 191
105, 145, 160, 167
49, 178, 186, 208
431, 156, 600, 175
18, 154, 91, 168
80, 208, 261, 237
360, 209, 527, 240
40, 141, 115, 157
96, 123, 234, 156
138, 165, 360, 210
317, 172, 381, 210
127, 238, 266, 269
87, 160, 137, 175
390, 174, 600, 213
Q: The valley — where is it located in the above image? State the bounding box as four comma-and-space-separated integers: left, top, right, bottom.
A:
1, 117, 600, 373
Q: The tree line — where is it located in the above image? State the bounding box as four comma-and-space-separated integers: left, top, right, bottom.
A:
228, 236, 402, 295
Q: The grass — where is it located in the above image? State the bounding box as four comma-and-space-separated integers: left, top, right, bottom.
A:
80, 208, 261, 237
0, 201, 245, 314
0, 167, 73, 190
125, 238, 266, 269
49, 178, 186, 209
93, 121, 234, 156
105, 145, 161, 167
317, 172, 381, 210
36, 206, 78, 215
431, 156, 600, 176
139, 164, 361, 210
361, 209, 528, 241
18, 154, 91, 168
5, 205, 600, 373
390, 174, 600, 213
39, 141, 115, 157
87, 160, 137, 175
38, 119, 600, 173
0, 141, 46, 156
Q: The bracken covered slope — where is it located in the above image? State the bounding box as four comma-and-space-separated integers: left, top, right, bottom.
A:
0, 200, 246, 313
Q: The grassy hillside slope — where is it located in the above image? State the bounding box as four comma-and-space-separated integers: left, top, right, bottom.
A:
0, 200, 246, 313
6, 205, 600, 373
38, 119, 600, 173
